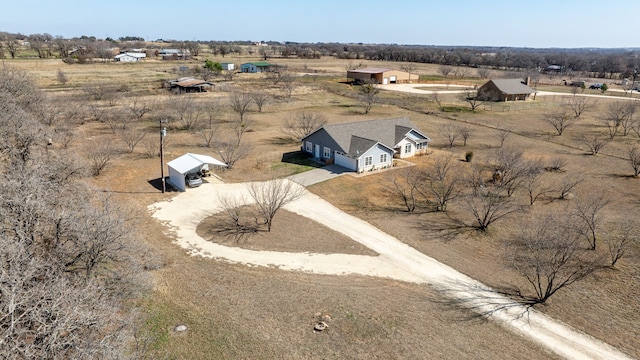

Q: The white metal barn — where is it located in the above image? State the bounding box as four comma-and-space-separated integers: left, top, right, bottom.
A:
114, 52, 146, 62
166, 153, 227, 192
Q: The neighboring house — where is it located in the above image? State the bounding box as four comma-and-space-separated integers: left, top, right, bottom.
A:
477, 78, 535, 101
114, 52, 146, 62
221, 62, 235, 71
158, 48, 190, 60
301, 118, 431, 173
166, 77, 215, 94
346, 68, 419, 84
240, 61, 276, 73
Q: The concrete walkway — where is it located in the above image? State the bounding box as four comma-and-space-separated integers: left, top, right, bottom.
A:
287, 164, 350, 186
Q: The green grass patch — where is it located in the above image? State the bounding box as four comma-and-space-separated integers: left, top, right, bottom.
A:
272, 151, 323, 175
442, 105, 473, 113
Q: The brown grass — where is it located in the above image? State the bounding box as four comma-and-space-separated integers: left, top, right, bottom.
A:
9, 56, 639, 359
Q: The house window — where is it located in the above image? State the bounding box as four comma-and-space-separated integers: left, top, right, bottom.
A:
364, 156, 372, 166
305, 141, 312, 153
405, 143, 412, 154
323, 147, 331, 158
416, 142, 423, 150
380, 153, 388, 163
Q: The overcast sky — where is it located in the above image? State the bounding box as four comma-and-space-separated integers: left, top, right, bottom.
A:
3, 0, 639, 48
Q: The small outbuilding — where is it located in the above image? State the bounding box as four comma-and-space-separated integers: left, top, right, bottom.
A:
477, 78, 535, 101
166, 77, 215, 94
166, 153, 227, 192
346, 68, 419, 84
240, 61, 276, 73
221, 62, 235, 71
114, 52, 146, 62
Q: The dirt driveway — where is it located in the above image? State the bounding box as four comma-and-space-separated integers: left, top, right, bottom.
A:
150, 180, 632, 360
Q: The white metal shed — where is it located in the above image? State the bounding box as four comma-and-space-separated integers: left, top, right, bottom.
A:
166, 153, 227, 191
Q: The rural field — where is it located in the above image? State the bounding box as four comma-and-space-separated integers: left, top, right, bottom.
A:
5, 48, 640, 359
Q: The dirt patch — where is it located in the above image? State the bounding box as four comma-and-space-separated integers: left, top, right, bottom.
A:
196, 206, 377, 256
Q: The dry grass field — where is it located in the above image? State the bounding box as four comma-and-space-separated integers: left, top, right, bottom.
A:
8, 54, 640, 359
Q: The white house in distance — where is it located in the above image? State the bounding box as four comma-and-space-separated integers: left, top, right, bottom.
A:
300, 118, 430, 173
166, 153, 227, 191
114, 52, 146, 62
221, 62, 235, 71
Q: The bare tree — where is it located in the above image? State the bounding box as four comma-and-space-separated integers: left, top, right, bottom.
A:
441, 124, 458, 148
564, 96, 595, 119
229, 90, 253, 123
457, 90, 484, 112
170, 96, 205, 131
497, 127, 511, 148
544, 107, 575, 135
282, 112, 326, 140
127, 96, 152, 121
571, 194, 609, 250
476, 68, 491, 78
557, 174, 584, 200
603, 101, 634, 138
141, 136, 159, 158
581, 135, 608, 155
438, 65, 454, 77
56, 69, 68, 85
196, 101, 223, 147
491, 147, 529, 197
506, 213, 605, 304
119, 126, 146, 153
523, 166, 552, 205
214, 134, 252, 169
462, 190, 521, 231
250, 92, 270, 112
458, 125, 472, 146
429, 91, 444, 111
384, 168, 424, 212
422, 154, 461, 212
628, 144, 640, 177
358, 80, 380, 114
85, 141, 118, 176
247, 179, 305, 232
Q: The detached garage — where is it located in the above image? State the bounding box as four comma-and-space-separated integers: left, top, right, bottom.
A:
166, 153, 227, 192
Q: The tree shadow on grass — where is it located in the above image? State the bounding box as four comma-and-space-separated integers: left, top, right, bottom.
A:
427, 280, 539, 323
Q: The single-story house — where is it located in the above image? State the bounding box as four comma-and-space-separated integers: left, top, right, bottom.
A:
300, 118, 430, 173
166, 77, 215, 94
158, 48, 190, 60
477, 78, 535, 101
346, 68, 419, 84
240, 61, 276, 73
114, 52, 146, 62
221, 62, 235, 71
166, 153, 227, 192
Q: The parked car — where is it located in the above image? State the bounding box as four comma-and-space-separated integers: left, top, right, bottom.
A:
186, 173, 202, 188
589, 83, 602, 89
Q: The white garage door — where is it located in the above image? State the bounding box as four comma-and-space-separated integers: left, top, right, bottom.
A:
334, 153, 356, 171
390, 75, 397, 83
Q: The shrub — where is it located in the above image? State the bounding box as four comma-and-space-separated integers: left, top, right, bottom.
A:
465, 151, 474, 162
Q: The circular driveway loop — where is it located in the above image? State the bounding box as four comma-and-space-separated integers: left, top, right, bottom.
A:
150, 180, 632, 360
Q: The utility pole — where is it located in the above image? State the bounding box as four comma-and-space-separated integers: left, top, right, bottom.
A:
160, 119, 167, 193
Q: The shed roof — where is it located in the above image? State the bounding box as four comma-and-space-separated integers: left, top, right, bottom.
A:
488, 79, 535, 94
348, 67, 394, 74
167, 153, 226, 174
242, 61, 274, 67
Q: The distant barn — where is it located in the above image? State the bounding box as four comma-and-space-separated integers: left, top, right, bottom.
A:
346, 68, 418, 84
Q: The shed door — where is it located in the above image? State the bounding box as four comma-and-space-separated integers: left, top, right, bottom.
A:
390, 75, 397, 83
383, 77, 389, 84
314, 144, 320, 158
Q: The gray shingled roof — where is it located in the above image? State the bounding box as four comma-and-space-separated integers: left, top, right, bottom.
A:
321, 118, 429, 156
490, 79, 535, 94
